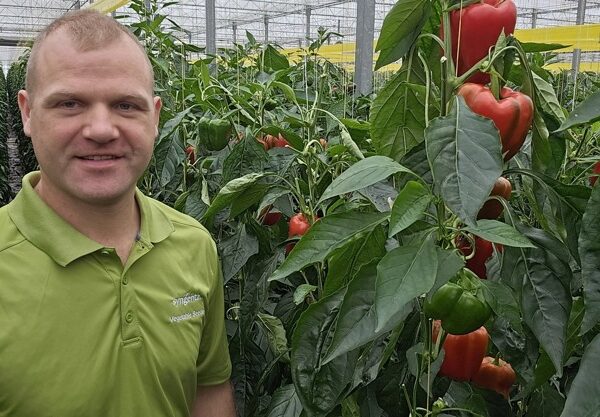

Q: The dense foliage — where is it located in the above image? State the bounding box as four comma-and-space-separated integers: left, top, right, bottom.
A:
0, 68, 11, 204
2, 0, 600, 416
6, 54, 36, 178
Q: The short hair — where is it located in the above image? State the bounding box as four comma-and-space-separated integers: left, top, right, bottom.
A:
26, 9, 154, 95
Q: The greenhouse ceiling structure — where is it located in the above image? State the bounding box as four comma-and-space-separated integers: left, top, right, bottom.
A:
0, 0, 599, 86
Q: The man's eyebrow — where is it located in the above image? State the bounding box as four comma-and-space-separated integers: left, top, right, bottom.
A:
42, 91, 150, 103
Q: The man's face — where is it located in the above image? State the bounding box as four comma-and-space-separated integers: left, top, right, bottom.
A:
18, 30, 161, 207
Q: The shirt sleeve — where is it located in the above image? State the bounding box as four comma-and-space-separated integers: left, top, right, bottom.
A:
196, 239, 232, 386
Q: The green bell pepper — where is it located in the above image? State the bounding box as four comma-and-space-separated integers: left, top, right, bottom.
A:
198, 116, 231, 151
425, 270, 491, 335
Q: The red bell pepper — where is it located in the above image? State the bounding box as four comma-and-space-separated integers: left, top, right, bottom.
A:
590, 161, 600, 186
457, 83, 534, 161
433, 321, 489, 381
472, 356, 516, 399
449, 0, 517, 84
478, 177, 512, 219
457, 235, 503, 279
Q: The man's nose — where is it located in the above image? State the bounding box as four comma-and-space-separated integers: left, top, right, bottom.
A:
81, 104, 119, 142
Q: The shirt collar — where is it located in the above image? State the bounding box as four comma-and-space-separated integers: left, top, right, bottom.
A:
8, 172, 174, 266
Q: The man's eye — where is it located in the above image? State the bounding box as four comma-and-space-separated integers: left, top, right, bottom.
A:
118, 103, 135, 111
61, 100, 78, 108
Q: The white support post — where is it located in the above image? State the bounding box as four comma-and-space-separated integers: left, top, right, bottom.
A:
355, 0, 375, 95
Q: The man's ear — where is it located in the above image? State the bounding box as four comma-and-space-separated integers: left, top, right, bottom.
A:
153, 96, 162, 138
17, 90, 32, 137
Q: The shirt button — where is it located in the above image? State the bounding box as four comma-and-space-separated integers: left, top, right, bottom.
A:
122, 276, 128, 285
125, 311, 134, 323
100, 249, 110, 255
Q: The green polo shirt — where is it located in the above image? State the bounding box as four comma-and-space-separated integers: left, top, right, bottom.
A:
0, 172, 231, 417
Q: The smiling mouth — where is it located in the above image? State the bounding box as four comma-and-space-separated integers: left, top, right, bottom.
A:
79, 155, 120, 161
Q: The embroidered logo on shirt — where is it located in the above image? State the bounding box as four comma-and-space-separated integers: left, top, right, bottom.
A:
172, 293, 201, 307
170, 293, 204, 324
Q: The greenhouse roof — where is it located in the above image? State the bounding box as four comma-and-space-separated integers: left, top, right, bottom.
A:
1, 0, 599, 69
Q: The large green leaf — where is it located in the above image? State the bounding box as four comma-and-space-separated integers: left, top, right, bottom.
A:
558, 333, 600, 417
322, 262, 413, 364
388, 180, 432, 237
319, 156, 414, 203
269, 212, 390, 282
222, 137, 269, 183
202, 173, 267, 222
579, 184, 600, 334
374, 236, 438, 330
324, 226, 387, 296
464, 220, 535, 248
153, 127, 185, 187
262, 45, 290, 71
555, 88, 600, 132
257, 312, 290, 362
370, 64, 429, 161
533, 72, 566, 125
291, 288, 357, 417
266, 385, 302, 417
522, 247, 571, 373
375, 0, 431, 69
425, 97, 503, 226
219, 224, 259, 283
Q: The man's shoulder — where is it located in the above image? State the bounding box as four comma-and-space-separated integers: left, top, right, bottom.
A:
0, 204, 26, 253
144, 195, 212, 239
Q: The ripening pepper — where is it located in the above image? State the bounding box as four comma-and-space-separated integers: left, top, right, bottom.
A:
590, 161, 600, 186
456, 235, 503, 279
478, 177, 512, 220
432, 321, 489, 381
198, 116, 231, 151
472, 356, 516, 399
425, 271, 492, 334
449, 0, 517, 84
457, 83, 534, 161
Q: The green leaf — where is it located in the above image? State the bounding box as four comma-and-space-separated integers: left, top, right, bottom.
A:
370, 64, 430, 161
480, 280, 522, 332
340, 126, 364, 160
425, 97, 503, 226
291, 288, 357, 417
558, 333, 600, 417
219, 224, 259, 284
374, 236, 438, 330
257, 312, 290, 362
157, 107, 192, 144
271, 81, 298, 106
202, 173, 267, 222
324, 226, 387, 296
556, 89, 600, 132
579, 184, 600, 333
527, 385, 565, 417
522, 247, 571, 373
520, 42, 570, 52
266, 385, 303, 417
533, 72, 566, 124
293, 284, 317, 305
389, 181, 432, 237
375, 0, 431, 69
153, 128, 185, 187
263, 45, 289, 71
322, 262, 412, 364
319, 156, 414, 203
222, 137, 269, 183
465, 220, 535, 248
269, 212, 389, 282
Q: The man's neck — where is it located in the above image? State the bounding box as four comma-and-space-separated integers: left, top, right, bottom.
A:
34, 179, 140, 264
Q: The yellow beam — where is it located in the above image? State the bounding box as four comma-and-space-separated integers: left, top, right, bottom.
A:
514, 24, 600, 52
86, 0, 130, 14
282, 24, 600, 71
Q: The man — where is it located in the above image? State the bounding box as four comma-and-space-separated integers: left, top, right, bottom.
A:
0, 9, 236, 417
